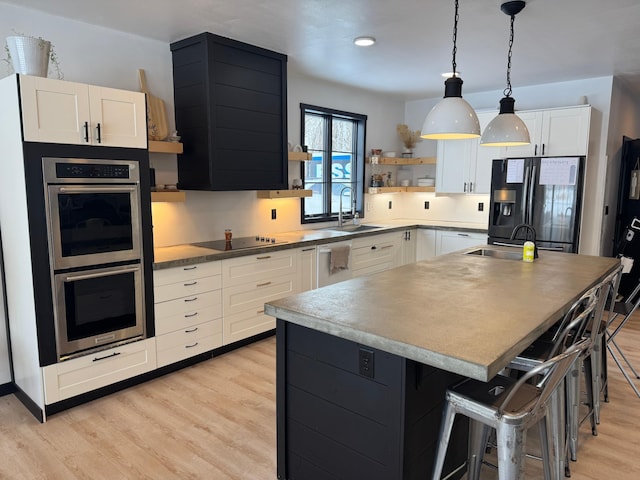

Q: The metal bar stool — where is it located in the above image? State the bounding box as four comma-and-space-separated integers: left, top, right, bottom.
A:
591, 265, 622, 423
503, 285, 601, 477
431, 341, 586, 480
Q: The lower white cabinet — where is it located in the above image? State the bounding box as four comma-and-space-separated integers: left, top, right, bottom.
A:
298, 246, 317, 292
352, 232, 401, 277
435, 230, 487, 256
398, 229, 417, 265
222, 249, 298, 345
416, 229, 437, 261
153, 262, 223, 367
42, 338, 157, 404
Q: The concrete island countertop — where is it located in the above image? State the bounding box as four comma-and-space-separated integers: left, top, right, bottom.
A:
265, 246, 619, 382
152, 219, 487, 269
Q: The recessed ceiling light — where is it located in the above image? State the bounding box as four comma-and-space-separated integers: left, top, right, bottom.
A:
354, 36, 376, 47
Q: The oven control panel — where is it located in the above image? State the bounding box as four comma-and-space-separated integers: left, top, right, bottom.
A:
56, 163, 130, 179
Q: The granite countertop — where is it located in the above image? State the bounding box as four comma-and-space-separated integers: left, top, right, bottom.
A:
265, 246, 619, 381
152, 219, 488, 269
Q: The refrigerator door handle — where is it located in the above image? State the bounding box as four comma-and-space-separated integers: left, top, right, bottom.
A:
528, 164, 537, 225
522, 164, 531, 224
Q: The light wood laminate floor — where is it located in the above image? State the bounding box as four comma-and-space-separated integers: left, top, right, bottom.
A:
0, 314, 639, 479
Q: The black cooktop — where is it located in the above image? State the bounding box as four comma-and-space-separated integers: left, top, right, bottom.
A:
194, 236, 288, 251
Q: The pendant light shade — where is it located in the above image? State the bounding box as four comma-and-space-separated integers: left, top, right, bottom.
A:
480, 1, 530, 147
480, 97, 530, 146
421, 0, 480, 140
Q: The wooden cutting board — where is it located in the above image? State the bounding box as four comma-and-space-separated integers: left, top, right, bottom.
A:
138, 69, 169, 141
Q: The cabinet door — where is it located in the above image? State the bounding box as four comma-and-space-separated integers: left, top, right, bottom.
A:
436, 230, 487, 256
474, 112, 505, 194
503, 110, 544, 158
297, 247, 317, 292
400, 229, 416, 265
436, 140, 475, 193
88, 85, 147, 148
542, 106, 590, 156
20, 75, 91, 145
416, 229, 437, 261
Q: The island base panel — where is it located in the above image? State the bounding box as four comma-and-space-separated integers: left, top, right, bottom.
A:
277, 320, 467, 480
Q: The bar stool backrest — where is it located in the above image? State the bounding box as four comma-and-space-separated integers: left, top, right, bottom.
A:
547, 287, 599, 359
499, 339, 588, 418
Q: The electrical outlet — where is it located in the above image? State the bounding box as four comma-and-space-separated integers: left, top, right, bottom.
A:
358, 347, 374, 378
388, 201, 392, 209
424, 201, 430, 210
478, 202, 484, 212
271, 208, 277, 220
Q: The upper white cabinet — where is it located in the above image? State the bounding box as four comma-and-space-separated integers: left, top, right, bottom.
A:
437, 105, 591, 194
436, 112, 496, 195
19, 75, 147, 148
503, 105, 591, 157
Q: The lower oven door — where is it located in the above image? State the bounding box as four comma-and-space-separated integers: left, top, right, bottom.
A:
53, 263, 145, 360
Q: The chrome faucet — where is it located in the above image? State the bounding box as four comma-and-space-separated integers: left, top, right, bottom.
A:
510, 223, 539, 258
338, 185, 353, 228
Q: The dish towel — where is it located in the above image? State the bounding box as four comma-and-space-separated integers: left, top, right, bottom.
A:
330, 245, 351, 274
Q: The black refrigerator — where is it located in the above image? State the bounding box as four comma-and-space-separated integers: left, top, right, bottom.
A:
488, 156, 585, 253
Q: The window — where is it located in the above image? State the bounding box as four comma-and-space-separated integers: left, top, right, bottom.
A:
300, 104, 366, 224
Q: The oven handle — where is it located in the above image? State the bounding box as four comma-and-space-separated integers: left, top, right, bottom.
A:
57, 186, 137, 193
63, 266, 140, 282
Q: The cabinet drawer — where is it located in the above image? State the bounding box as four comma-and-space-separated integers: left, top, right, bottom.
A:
156, 319, 222, 351
223, 309, 275, 345
223, 273, 296, 317
352, 242, 397, 275
222, 250, 296, 287
156, 321, 222, 368
42, 338, 156, 404
352, 232, 396, 249
154, 274, 222, 303
156, 301, 223, 336
153, 261, 221, 287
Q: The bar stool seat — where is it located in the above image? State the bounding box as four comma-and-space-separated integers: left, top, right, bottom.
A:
432, 342, 586, 480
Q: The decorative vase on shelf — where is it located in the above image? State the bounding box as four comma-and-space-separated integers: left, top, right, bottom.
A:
402, 147, 413, 158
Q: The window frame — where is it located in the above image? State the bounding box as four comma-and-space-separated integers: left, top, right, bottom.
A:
299, 103, 367, 224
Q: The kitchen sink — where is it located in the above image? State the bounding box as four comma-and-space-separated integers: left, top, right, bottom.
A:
465, 248, 523, 261
323, 224, 383, 233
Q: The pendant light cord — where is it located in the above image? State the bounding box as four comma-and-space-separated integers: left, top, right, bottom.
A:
451, 0, 459, 77
504, 13, 515, 98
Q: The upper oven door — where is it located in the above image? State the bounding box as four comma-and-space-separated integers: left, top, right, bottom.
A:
46, 185, 142, 270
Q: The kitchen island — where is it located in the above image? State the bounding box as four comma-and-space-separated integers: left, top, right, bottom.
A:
265, 246, 619, 480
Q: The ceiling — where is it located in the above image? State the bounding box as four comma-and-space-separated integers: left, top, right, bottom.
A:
7, 0, 640, 100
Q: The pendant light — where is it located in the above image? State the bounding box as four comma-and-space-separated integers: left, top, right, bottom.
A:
421, 0, 480, 140
480, 1, 530, 147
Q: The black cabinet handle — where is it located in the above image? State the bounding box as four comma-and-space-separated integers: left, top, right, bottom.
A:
96, 123, 102, 143
534, 144, 538, 156
83, 121, 89, 142
542, 143, 546, 155
93, 351, 121, 362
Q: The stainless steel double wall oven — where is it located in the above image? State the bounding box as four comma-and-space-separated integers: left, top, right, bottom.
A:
43, 157, 147, 360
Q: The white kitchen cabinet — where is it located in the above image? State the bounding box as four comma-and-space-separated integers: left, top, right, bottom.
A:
153, 262, 223, 368
416, 229, 437, 261
436, 114, 495, 195
222, 249, 298, 345
503, 105, 591, 157
352, 232, 401, 277
399, 229, 417, 266
297, 246, 317, 292
435, 230, 487, 256
19, 74, 147, 148
42, 338, 157, 404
